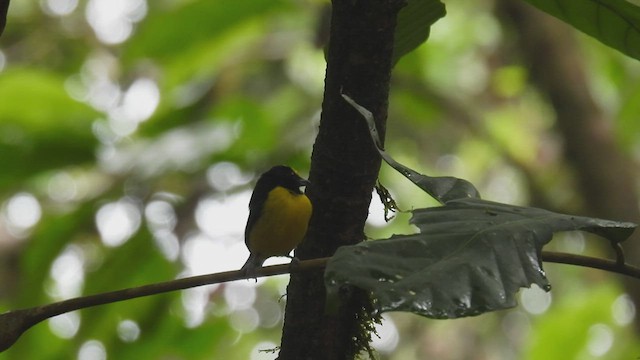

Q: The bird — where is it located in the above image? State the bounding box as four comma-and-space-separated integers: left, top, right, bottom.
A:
241, 165, 312, 276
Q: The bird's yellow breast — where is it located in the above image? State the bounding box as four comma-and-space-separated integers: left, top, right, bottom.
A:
248, 186, 312, 257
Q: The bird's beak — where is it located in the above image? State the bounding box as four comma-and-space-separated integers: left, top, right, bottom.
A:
298, 178, 311, 187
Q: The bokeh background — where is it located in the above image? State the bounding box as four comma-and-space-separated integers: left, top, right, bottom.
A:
1, 0, 640, 359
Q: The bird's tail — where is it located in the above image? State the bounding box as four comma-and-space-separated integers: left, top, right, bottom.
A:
240, 254, 264, 278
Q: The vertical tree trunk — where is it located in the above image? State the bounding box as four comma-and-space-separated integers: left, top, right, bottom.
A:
278, 1, 405, 359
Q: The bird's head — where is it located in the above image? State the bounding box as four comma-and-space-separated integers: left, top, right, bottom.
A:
260, 165, 310, 193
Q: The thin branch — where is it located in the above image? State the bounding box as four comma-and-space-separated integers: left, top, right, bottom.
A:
0, 258, 329, 353
541, 251, 640, 279
2, 251, 639, 353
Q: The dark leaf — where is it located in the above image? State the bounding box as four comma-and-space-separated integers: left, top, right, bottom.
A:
325, 198, 637, 319
393, 0, 446, 65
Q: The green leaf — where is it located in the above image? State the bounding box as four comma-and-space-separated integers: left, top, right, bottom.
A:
325, 198, 636, 319
0, 68, 96, 132
393, 0, 446, 65
123, 0, 290, 87
124, 0, 287, 61
0, 68, 98, 190
524, 0, 640, 61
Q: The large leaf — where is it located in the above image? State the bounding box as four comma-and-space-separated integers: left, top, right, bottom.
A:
325, 197, 636, 318
393, 0, 446, 65
334, 94, 636, 318
525, 0, 640, 61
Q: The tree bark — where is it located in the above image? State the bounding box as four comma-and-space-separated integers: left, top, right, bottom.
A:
278, 1, 405, 359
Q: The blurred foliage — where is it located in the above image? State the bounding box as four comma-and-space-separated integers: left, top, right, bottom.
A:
0, 0, 639, 359
392, 0, 445, 66
525, 0, 640, 61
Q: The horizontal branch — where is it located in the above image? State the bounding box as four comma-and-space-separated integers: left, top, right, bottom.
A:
541, 250, 640, 279
1, 251, 638, 353
0, 258, 329, 353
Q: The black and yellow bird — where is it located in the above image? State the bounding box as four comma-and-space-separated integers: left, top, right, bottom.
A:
241, 165, 312, 275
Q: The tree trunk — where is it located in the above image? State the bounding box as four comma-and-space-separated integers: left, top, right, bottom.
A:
278, 1, 405, 359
